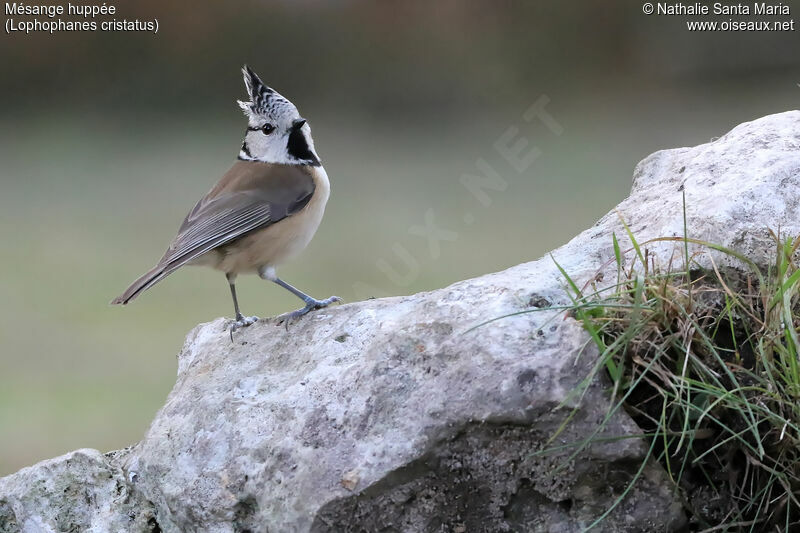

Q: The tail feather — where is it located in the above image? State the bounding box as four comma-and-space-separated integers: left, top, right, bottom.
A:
110, 263, 172, 305
112, 241, 218, 305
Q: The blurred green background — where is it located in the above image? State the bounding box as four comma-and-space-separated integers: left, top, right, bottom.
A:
1, 1, 799, 475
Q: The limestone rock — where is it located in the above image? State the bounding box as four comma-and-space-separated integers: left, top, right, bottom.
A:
0, 448, 156, 533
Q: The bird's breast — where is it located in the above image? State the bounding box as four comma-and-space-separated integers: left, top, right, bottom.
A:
215, 165, 330, 273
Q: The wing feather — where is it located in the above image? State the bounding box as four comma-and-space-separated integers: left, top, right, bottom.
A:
159, 195, 273, 269
111, 161, 316, 305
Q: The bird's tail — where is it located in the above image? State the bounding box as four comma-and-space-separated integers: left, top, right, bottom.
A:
110, 263, 170, 305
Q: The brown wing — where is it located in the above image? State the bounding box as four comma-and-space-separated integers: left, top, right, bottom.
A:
111, 161, 314, 304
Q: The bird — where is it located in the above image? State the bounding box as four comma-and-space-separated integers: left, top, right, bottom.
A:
111, 65, 340, 335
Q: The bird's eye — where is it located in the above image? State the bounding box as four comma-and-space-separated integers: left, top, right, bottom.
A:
261, 123, 275, 135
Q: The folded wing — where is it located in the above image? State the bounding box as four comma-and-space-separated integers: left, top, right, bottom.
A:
111, 162, 315, 304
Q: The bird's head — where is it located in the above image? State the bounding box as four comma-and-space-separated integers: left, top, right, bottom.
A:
237, 65, 320, 166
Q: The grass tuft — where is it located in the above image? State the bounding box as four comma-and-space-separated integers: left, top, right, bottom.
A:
556, 223, 800, 531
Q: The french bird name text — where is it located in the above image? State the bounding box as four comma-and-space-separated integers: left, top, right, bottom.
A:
5, 2, 158, 34
5, 3, 116, 17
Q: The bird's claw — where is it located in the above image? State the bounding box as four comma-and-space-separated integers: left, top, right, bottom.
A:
229, 315, 259, 341
276, 296, 342, 328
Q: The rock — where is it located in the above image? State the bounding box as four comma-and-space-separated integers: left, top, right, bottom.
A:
0, 449, 157, 533
4, 110, 800, 532
129, 313, 677, 533
620, 109, 800, 271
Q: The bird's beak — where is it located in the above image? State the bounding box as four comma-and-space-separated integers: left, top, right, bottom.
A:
292, 118, 307, 131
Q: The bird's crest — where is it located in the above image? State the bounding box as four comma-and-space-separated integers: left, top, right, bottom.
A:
238, 65, 297, 123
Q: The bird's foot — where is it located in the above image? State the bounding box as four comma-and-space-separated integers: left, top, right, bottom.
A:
276, 296, 342, 327
229, 314, 259, 341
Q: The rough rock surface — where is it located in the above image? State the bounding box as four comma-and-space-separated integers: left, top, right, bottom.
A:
3, 111, 800, 532
0, 449, 157, 532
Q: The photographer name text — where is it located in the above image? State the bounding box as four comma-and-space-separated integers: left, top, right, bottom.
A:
657, 2, 789, 15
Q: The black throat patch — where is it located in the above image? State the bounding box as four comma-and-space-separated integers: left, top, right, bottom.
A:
239, 140, 253, 160
287, 129, 320, 166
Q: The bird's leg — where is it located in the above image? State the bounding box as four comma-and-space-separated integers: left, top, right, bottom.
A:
273, 277, 341, 318
258, 266, 340, 323
227, 273, 258, 339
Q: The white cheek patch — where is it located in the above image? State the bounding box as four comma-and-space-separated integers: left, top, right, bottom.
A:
240, 130, 308, 165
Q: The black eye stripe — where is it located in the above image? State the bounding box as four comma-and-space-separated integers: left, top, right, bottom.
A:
246, 124, 276, 134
